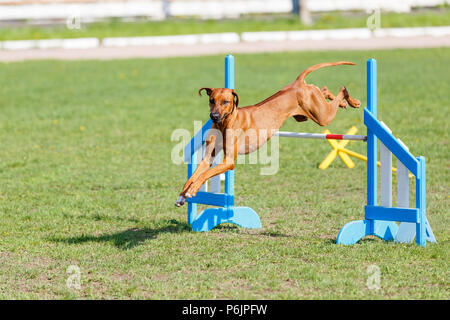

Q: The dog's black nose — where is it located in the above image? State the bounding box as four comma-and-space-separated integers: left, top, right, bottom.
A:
210, 112, 220, 122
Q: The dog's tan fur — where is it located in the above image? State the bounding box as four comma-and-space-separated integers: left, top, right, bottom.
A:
175, 61, 360, 207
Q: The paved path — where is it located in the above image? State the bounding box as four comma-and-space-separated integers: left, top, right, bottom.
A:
0, 35, 449, 62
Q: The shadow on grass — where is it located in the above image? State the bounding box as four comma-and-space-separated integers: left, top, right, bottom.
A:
49, 219, 190, 250
208, 224, 292, 238
258, 230, 292, 238
329, 236, 382, 246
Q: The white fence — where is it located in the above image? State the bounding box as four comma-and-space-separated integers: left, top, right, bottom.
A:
0, 0, 448, 21
2, 26, 450, 50
307, 0, 448, 12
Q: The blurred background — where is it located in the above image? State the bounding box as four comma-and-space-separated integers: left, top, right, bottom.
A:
1, 0, 449, 23
0, 0, 448, 56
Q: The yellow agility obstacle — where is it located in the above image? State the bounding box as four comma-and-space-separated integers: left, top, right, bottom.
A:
319, 126, 408, 175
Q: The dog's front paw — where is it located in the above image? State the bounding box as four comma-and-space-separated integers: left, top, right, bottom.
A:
175, 195, 186, 207
185, 183, 200, 199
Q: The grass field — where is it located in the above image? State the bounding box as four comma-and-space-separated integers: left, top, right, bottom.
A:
1, 9, 450, 41
0, 48, 448, 299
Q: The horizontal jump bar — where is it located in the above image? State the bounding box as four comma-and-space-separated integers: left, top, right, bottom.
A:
186, 191, 229, 207
274, 131, 367, 141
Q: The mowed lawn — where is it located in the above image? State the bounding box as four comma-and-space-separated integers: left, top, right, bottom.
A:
0, 48, 448, 299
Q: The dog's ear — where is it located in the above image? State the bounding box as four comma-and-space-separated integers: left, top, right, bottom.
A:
198, 87, 213, 96
232, 90, 239, 108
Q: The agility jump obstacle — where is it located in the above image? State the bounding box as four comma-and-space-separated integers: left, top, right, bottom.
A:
183, 55, 436, 246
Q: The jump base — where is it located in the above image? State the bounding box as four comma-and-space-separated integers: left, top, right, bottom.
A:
191, 207, 262, 232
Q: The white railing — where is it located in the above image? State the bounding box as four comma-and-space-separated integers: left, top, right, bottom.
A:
0, 0, 447, 21
376, 122, 436, 244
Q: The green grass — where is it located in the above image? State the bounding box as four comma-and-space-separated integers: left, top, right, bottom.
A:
0, 48, 449, 299
1, 9, 450, 41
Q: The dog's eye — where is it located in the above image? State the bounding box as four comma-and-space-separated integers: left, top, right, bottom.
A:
209, 99, 215, 104
222, 101, 230, 105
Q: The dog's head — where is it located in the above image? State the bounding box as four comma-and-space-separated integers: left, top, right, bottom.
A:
198, 88, 239, 124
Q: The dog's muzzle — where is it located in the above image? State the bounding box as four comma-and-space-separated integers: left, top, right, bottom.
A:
210, 112, 221, 123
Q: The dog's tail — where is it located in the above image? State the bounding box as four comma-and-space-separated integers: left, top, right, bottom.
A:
295, 61, 355, 86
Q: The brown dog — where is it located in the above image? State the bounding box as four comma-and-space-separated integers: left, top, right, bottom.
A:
175, 62, 360, 207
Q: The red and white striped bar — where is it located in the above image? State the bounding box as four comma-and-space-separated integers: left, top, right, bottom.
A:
274, 131, 367, 141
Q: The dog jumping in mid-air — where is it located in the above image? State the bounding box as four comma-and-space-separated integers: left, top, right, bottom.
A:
176, 61, 360, 207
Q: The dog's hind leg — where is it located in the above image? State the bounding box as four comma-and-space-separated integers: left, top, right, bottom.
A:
321, 86, 347, 108
342, 87, 360, 108
322, 86, 360, 108
299, 85, 348, 126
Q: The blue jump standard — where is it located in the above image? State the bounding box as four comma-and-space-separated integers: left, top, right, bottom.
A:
184, 55, 261, 232
336, 59, 436, 247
